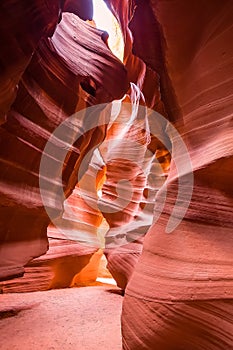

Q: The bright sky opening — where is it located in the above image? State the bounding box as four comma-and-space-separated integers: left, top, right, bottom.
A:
92, 0, 124, 62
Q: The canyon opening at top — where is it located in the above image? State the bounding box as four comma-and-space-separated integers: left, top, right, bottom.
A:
92, 0, 124, 61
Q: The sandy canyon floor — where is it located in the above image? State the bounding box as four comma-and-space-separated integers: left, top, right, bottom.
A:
0, 285, 123, 350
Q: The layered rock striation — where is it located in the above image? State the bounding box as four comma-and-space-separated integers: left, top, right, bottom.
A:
122, 1, 233, 348
0, 3, 128, 281
1, 3, 233, 348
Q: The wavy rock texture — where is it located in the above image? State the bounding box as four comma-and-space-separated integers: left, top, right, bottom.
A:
0, 0, 168, 289
98, 0, 169, 289
98, 83, 169, 289
57, 84, 161, 289
1, 5, 232, 350
99, 84, 150, 289
0, 0, 61, 124
43, 80, 169, 290
0, 9, 128, 281
0, 239, 101, 293
122, 0, 233, 348
106, 0, 167, 114
63, 0, 93, 20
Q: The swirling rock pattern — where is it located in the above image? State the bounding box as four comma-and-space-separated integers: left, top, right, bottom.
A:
0, 3, 232, 349
122, 0, 233, 348
0, 8, 128, 281
0, 0, 167, 289
0, 0, 61, 124
0, 239, 100, 293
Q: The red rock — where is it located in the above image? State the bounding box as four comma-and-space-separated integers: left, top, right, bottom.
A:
0, 239, 98, 293
62, 0, 93, 20
0, 10, 128, 281
125, 0, 233, 303
1, 3, 232, 348
122, 1, 233, 348
0, 0, 61, 123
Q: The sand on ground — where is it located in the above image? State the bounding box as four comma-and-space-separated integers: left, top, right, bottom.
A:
0, 285, 123, 350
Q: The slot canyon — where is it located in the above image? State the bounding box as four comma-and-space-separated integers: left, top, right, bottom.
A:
0, 0, 233, 349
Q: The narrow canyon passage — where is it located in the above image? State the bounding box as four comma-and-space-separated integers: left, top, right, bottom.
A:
0, 0, 233, 349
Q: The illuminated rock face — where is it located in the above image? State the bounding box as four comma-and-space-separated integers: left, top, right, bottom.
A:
121, 1, 233, 348
0, 0, 166, 288
0, 239, 100, 293
0, 3, 128, 281
0, 6, 233, 350
125, 0, 233, 298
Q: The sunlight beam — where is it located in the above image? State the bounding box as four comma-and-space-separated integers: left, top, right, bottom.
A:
92, 0, 124, 62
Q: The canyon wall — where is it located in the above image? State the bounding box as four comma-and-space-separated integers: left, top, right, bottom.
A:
0, 1, 129, 282
122, 0, 233, 348
1, 5, 233, 349
0, 0, 167, 290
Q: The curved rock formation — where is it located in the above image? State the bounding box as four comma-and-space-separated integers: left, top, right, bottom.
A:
97, 0, 169, 290
122, 0, 233, 348
1, 1, 233, 348
0, 0, 167, 290
0, 239, 100, 293
0, 5, 128, 281
98, 83, 169, 289
0, 0, 61, 124
63, 0, 93, 20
